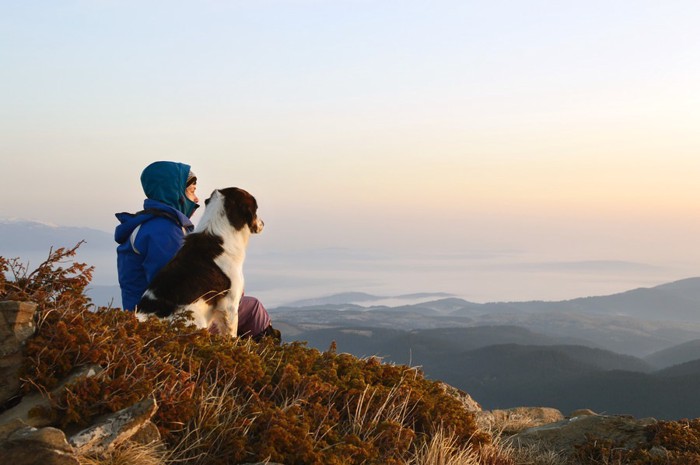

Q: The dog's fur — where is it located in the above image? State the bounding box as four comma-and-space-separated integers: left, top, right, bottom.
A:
136, 187, 264, 336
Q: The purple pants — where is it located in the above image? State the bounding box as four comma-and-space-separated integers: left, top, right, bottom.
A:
237, 295, 271, 338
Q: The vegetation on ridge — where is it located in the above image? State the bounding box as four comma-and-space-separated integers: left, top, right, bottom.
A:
1, 245, 501, 464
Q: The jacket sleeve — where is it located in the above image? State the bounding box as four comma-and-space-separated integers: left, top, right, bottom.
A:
136, 218, 186, 285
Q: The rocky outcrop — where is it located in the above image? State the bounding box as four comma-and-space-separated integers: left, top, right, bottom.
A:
0, 301, 160, 464
0, 392, 160, 465
69, 396, 160, 453
0, 420, 79, 465
507, 411, 657, 456
1, 301, 37, 406
436, 382, 482, 413
477, 406, 564, 433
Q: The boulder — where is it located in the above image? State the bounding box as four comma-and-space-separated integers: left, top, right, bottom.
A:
477, 406, 564, 433
436, 382, 482, 412
69, 396, 159, 453
0, 301, 38, 406
570, 408, 597, 418
0, 421, 78, 465
0, 301, 37, 346
129, 419, 161, 445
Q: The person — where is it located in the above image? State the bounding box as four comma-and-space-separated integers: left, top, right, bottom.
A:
114, 161, 279, 341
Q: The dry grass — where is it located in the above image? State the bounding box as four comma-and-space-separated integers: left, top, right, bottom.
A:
77, 440, 168, 465
464, 417, 572, 465
407, 428, 482, 465
406, 428, 520, 465
345, 376, 415, 439
507, 442, 568, 465
74, 425, 562, 465
165, 371, 258, 465
474, 408, 570, 465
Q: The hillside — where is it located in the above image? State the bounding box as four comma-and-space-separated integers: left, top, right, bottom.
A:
645, 338, 700, 369
424, 344, 700, 419
554, 281, 700, 322
655, 358, 700, 377
294, 325, 579, 365
500, 369, 700, 420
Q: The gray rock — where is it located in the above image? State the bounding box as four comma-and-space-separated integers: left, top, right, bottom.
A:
0, 422, 79, 465
569, 408, 597, 418
0, 301, 37, 405
0, 301, 37, 348
477, 406, 564, 433
436, 382, 482, 412
129, 419, 161, 445
69, 397, 158, 453
0, 418, 28, 440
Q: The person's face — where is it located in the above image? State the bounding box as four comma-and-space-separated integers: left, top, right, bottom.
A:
185, 183, 199, 203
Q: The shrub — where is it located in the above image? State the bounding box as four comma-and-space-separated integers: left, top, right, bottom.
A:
0, 242, 93, 313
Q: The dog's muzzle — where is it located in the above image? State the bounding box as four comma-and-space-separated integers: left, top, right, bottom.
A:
252, 218, 264, 234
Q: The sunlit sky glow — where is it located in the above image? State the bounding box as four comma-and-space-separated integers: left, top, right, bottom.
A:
2, 1, 700, 304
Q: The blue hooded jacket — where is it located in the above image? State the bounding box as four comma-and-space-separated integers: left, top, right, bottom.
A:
114, 161, 199, 310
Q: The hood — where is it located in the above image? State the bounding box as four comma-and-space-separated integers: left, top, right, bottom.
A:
114, 211, 152, 244
140, 161, 197, 216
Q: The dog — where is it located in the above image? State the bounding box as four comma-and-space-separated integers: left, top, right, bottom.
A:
136, 187, 264, 337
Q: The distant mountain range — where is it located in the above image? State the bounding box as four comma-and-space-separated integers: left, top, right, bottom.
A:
271, 280, 700, 419
0, 219, 116, 284
272, 279, 700, 356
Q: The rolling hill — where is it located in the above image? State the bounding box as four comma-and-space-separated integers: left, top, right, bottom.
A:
645, 339, 700, 369
273, 281, 700, 419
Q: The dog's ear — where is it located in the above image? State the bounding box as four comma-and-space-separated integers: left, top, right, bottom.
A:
222, 187, 257, 231
238, 194, 258, 229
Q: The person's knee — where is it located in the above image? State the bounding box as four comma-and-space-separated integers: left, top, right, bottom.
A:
241, 295, 264, 310
237, 295, 272, 339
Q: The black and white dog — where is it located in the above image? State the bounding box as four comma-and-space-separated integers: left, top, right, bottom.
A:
136, 187, 264, 337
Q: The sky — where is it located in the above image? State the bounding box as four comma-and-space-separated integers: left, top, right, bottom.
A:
2, 1, 700, 305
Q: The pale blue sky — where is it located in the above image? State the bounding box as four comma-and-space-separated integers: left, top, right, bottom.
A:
2, 1, 700, 302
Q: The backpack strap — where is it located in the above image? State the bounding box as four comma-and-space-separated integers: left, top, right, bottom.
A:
130, 224, 143, 254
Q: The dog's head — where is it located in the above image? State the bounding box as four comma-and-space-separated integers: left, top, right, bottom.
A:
204, 187, 264, 234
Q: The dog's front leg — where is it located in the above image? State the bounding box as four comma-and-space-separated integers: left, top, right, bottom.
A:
217, 291, 240, 337
227, 294, 240, 337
